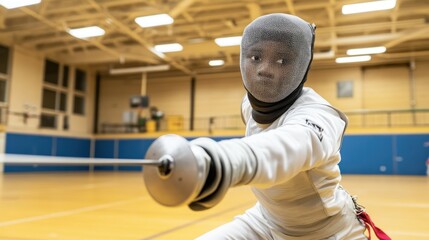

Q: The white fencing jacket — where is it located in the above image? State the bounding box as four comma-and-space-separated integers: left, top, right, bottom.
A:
216, 87, 351, 237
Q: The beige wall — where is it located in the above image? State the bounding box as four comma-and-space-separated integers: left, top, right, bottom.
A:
195, 72, 245, 118
98, 60, 429, 131
362, 65, 410, 110
6, 46, 94, 137
98, 72, 245, 131
415, 61, 429, 108
147, 75, 191, 129
3, 41, 429, 135
147, 75, 191, 118
194, 71, 245, 130
98, 77, 141, 125
307, 62, 429, 112
69, 70, 95, 135
98, 74, 192, 129
307, 67, 363, 111
8, 46, 44, 130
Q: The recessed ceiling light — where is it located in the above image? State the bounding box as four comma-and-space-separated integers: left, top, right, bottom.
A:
342, 0, 396, 15
154, 43, 183, 53
214, 36, 242, 47
135, 14, 174, 28
0, 0, 41, 9
209, 60, 225, 66
336, 55, 371, 63
347, 46, 386, 55
110, 65, 170, 75
69, 26, 105, 39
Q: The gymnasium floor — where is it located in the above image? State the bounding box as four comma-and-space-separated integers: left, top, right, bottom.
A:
0, 172, 428, 240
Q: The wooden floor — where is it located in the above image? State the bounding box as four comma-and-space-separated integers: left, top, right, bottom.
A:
0, 172, 428, 240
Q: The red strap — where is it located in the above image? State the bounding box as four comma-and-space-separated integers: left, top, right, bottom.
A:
358, 212, 391, 240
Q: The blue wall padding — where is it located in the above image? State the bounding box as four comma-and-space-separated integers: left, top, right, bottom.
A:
339, 134, 429, 175
117, 139, 153, 171
4, 165, 89, 172
93, 139, 116, 171
56, 137, 90, 157
94, 139, 115, 158
4, 133, 91, 172
394, 134, 428, 175
6, 133, 53, 156
340, 135, 394, 174
3, 132, 429, 175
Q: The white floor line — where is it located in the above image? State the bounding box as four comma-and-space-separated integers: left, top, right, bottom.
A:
0, 196, 148, 227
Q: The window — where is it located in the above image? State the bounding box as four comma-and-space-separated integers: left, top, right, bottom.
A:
44, 60, 59, 85
63, 115, 69, 130
0, 81, 6, 102
40, 113, 57, 129
73, 95, 85, 115
42, 88, 56, 110
62, 65, 69, 88
40, 59, 69, 129
0, 45, 9, 75
59, 92, 67, 111
0, 44, 10, 107
75, 69, 86, 91
73, 68, 86, 115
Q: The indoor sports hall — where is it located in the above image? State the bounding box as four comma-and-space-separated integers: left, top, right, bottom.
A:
0, 0, 428, 239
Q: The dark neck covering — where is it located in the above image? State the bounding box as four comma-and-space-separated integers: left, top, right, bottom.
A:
247, 80, 304, 124
247, 24, 316, 124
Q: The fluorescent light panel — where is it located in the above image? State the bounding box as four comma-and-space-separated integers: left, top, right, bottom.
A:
342, 0, 396, 14
209, 60, 225, 66
347, 46, 386, 55
215, 36, 242, 47
110, 65, 170, 75
135, 14, 174, 28
336, 55, 371, 63
313, 50, 335, 60
0, 0, 41, 9
69, 26, 105, 39
154, 43, 183, 53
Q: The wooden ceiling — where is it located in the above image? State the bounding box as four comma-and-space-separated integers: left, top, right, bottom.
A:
1, 0, 428, 75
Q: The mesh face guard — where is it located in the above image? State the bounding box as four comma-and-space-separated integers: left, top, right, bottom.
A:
240, 13, 315, 103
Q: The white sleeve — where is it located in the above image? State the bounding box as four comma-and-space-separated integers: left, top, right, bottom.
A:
241, 94, 251, 125
219, 105, 346, 188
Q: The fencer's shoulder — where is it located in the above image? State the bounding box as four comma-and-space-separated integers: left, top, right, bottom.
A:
241, 94, 252, 125
288, 87, 337, 115
295, 87, 330, 106
286, 87, 348, 127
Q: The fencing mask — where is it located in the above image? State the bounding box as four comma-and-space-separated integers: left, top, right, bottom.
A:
240, 13, 315, 124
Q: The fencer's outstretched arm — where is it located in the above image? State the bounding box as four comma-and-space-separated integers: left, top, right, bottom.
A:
145, 103, 346, 211
189, 103, 346, 210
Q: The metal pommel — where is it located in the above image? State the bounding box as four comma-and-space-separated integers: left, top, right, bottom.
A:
157, 154, 174, 177
143, 134, 207, 207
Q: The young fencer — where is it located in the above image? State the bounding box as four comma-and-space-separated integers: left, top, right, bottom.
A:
148, 13, 390, 240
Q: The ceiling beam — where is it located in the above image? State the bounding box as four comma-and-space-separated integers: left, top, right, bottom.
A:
384, 26, 429, 48
318, 33, 401, 47
317, 19, 426, 35
326, 0, 337, 53
18, 6, 158, 65
284, 0, 296, 15
85, 0, 193, 75
378, 50, 429, 59
246, 3, 261, 20
0, 14, 5, 29
56, 49, 158, 65
169, 0, 197, 18
390, 0, 402, 33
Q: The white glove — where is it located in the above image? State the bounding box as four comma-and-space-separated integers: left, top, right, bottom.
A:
188, 138, 233, 211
